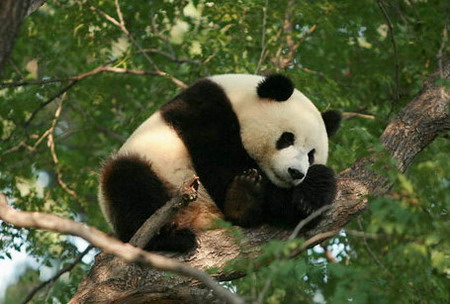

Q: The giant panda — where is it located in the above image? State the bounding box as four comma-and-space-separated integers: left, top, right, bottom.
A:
99, 74, 341, 252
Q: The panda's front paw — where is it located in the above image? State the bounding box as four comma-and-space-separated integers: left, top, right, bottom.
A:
295, 164, 337, 215
224, 168, 265, 227
235, 168, 264, 195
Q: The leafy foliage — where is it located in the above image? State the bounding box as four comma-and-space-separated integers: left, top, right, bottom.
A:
0, 0, 448, 303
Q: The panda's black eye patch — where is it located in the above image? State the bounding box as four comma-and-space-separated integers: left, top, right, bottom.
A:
308, 149, 315, 165
276, 132, 295, 150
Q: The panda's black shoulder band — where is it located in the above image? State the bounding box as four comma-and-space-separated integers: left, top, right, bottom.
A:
257, 74, 294, 102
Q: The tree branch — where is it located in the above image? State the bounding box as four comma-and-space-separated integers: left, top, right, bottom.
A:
0, 192, 244, 304
0, 66, 163, 88
21, 245, 93, 304
130, 177, 199, 248
376, 0, 401, 102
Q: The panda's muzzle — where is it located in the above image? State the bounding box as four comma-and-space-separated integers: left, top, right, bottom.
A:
288, 168, 305, 180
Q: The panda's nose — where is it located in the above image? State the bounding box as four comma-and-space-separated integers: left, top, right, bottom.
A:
288, 168, 305, 180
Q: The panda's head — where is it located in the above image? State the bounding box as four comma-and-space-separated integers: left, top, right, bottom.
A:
212, 74, 341, 188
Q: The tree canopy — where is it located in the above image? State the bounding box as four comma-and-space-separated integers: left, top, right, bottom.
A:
0, 1, 449, 303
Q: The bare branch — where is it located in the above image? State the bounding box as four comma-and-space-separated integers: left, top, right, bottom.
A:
376, 0, 400, 102
47, 101, 80, 200
436, 3, 449, 77
342, 112, 379, 121
86, 1, 188, 89
139, 48, 202, 66
0, 193, 244, 304
21, 245, 94, 304
95, 125, 127, 143
288, 204, 332, 241
26, 0, 47, 17
357, 219, 392, 276
254, 0, 269, 74
0, 66, 161, 88
130, 177, 200, 248
344, 229, 379, 240
24, 81, 78, 128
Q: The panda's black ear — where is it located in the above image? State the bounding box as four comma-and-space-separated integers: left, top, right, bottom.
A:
257, 74, 294, 102
322, 110, 342, 137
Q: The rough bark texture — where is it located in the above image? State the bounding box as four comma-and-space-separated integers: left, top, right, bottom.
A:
0, 0, 46, 75
70, 59, 450, 304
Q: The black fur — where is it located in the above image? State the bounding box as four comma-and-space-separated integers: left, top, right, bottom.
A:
322, 110, 342, 138
145, 226, 197, 252
161, 79, 257, 210
257, 74, 294, 102
262, 164, 337, 226
101, 154, 196, 252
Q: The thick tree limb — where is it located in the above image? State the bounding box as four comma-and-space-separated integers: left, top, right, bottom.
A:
69, 57, 450, 303
0, 182, 244, 304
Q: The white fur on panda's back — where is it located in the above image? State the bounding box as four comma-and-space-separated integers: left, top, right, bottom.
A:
117, 112, 195, 195
115, 111, 218, 225
112, 111, 221, 230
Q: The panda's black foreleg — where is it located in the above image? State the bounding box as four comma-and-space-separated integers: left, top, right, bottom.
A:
144, 225, 197, 252
224, 169, 265, 227
263, 164, 337, 227
292, 164, 337, 216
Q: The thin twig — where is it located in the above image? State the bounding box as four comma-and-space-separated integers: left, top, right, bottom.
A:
2, 83, 76, 157
94, 125, 127, 143
87, 0, 188, 90
342, 112, 380, 121
290, 230, 339, 258
130, 177, 199, 248
114, 0, 125, 27
24, 81, 77, 127
21, 245, 94, 304
436, 2, 449, 78
258, 204, 334, 304
0, 193, 244, 304
139, 48, 202, 65
256, 228, 337, 303
288, 204, 332, 241
47, 101, 80, 200
0, 67, 160, 88
376, 0, 400, 102
255, 0, 269, 74
357, 218, 391, 274
344, 229, 379, 239
256, 275, 272, 304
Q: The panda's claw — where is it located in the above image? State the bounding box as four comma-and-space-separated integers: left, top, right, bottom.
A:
224, 168, 265, 227
235, 168, 263, 191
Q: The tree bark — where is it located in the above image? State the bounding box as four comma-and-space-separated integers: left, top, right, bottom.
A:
70, 58, 450, 304
0, 0, 47, 75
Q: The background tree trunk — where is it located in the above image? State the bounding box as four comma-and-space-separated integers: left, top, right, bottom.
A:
0, 0, 46, 75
